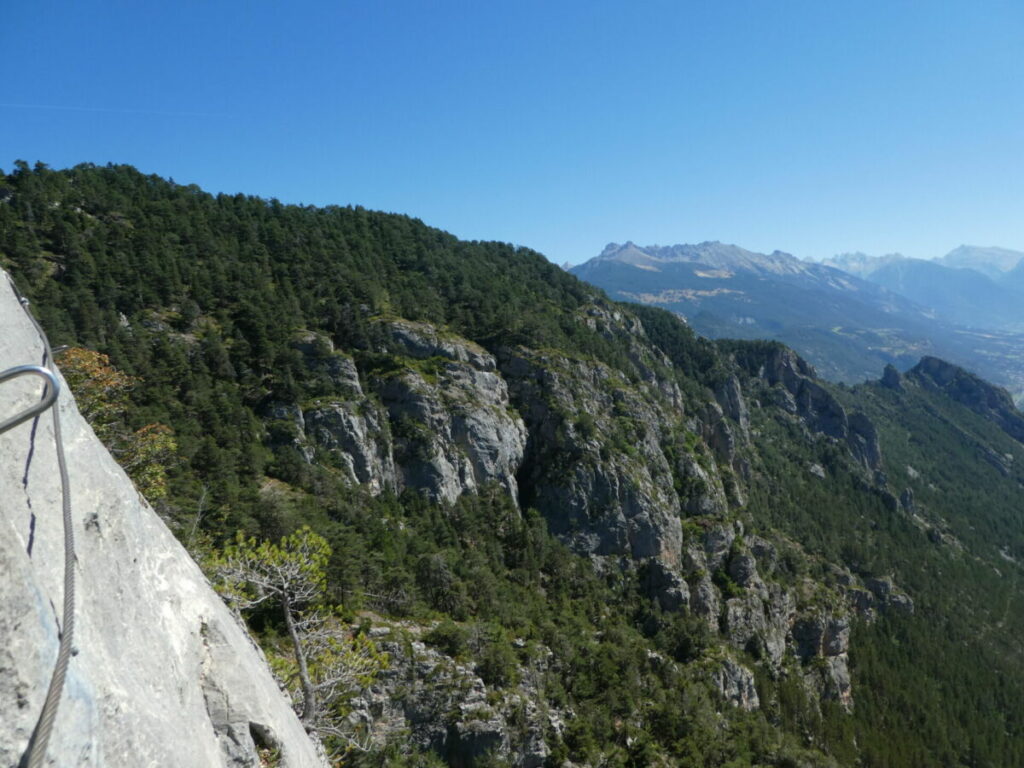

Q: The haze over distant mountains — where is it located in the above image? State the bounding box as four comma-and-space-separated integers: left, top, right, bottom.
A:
823, 246, 1024, 332
940, 245, 1024, 278
572, 242, 1024, 399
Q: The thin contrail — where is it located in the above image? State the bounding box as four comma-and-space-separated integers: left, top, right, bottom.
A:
0, 102, 216, 118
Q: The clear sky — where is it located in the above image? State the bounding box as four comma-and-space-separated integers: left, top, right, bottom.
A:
3, 1, 1023, 265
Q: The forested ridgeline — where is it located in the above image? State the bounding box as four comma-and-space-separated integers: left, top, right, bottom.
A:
2, 161, 1023, 767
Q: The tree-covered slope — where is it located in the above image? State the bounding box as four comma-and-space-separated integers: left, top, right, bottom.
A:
2, 162, 1023, 768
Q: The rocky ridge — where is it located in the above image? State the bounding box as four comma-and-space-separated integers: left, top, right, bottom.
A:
908, 356, 1024, 443
259, 306, 916, 737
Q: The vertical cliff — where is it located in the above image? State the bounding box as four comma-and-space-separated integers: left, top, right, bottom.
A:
0, 271, 326, 766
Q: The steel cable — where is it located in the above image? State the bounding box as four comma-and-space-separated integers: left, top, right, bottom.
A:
2, 275, 76, 768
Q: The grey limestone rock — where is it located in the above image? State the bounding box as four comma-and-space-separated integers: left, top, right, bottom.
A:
710, 657, 760, 711
701, 523, 737, 572
643, 558, 691, 612
728, 551, 768, 599
690, 574, 721, 632
714, 374, 750, 440
303, 398, 397, 495
675, 449, 729, 516
0, 272, 325, 767
793, 612, 850, 660
762, 583, 797, 667
374, 357, 527, 505
747, 536, 777, 575
348, 634, 555, 768
802, 655, 854, 713
385, 319, 496, 371
899, 487, 915, 513
846, 576, 914, 618
284, 346, 399, 494
723, 594, 768, 654
820, 655, 853, 711
265, 400, 315, 463
500, 349, 683, 570
848, 411, 882, 472
290, 331, 363, 394
887, 592, 915, 615
742, 345, 884, 472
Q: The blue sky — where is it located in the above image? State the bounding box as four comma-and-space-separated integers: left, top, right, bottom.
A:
3, 1, 1023, 264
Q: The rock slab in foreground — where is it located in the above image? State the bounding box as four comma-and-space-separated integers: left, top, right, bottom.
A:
0, 271, 325, 767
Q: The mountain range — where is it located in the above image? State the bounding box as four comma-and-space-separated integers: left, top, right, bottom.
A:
572, 242, 1024, 399
823, 246, 1024, 332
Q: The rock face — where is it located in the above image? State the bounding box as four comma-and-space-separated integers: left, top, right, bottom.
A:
880, 363, 903, 391
0, 274, 325, 767
908, 356, 1024, 443
374, 323, 527, 505
500, 349, 683, 571
349, 628, 556, 768
33, 291, 908, 739
303, 395, 397, 494
280, 320, 527, 505
710, 657, 760, 711
677, 521, 866, 711
738, 345, 883, 472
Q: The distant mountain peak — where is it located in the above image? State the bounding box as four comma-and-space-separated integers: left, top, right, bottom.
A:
822, 252, 908, 279
940, 245, 1024, 278
582, 241, 819, 281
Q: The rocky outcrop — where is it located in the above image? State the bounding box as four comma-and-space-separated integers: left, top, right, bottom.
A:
908, 356, 1024, 443
709, 656, 760, 711
0, 274, 325, 767
880, 363, 903, 391
385, 319, 497, 371
674, 447, 729, 516
739, 345, 883, 472
374, 323, 526, 505
848, 411, 882, 471
642, 559, 691, 612
578, 305, 685, 410
267, 336, 399, 494
792, 612, 853, 711
848, 577, 915, 618
264, 313, 909, 726
303, 396, 397, 494
678, 521, 860, 709
290, 331, 365, 395
349, 627, 556, 768
714, 374, 750, 440
500, 349, 683, 572
280, 321, 527, 504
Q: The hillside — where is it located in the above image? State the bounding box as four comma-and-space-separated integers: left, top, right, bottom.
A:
573, 241, 1024, 398
2, 162, 1023, 767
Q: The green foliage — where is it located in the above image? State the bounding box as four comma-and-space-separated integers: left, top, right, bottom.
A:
214, 525, 330, 608
58, 346, 178, 500
6, 162, 1024, 767
213, 526, 387, 761
474, 627, 520, 689
0, 161, 649, 537
423, 620, 470, 659
712, 566, 745, 599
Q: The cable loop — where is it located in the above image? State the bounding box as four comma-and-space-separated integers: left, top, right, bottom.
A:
0, 365, 60, 435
